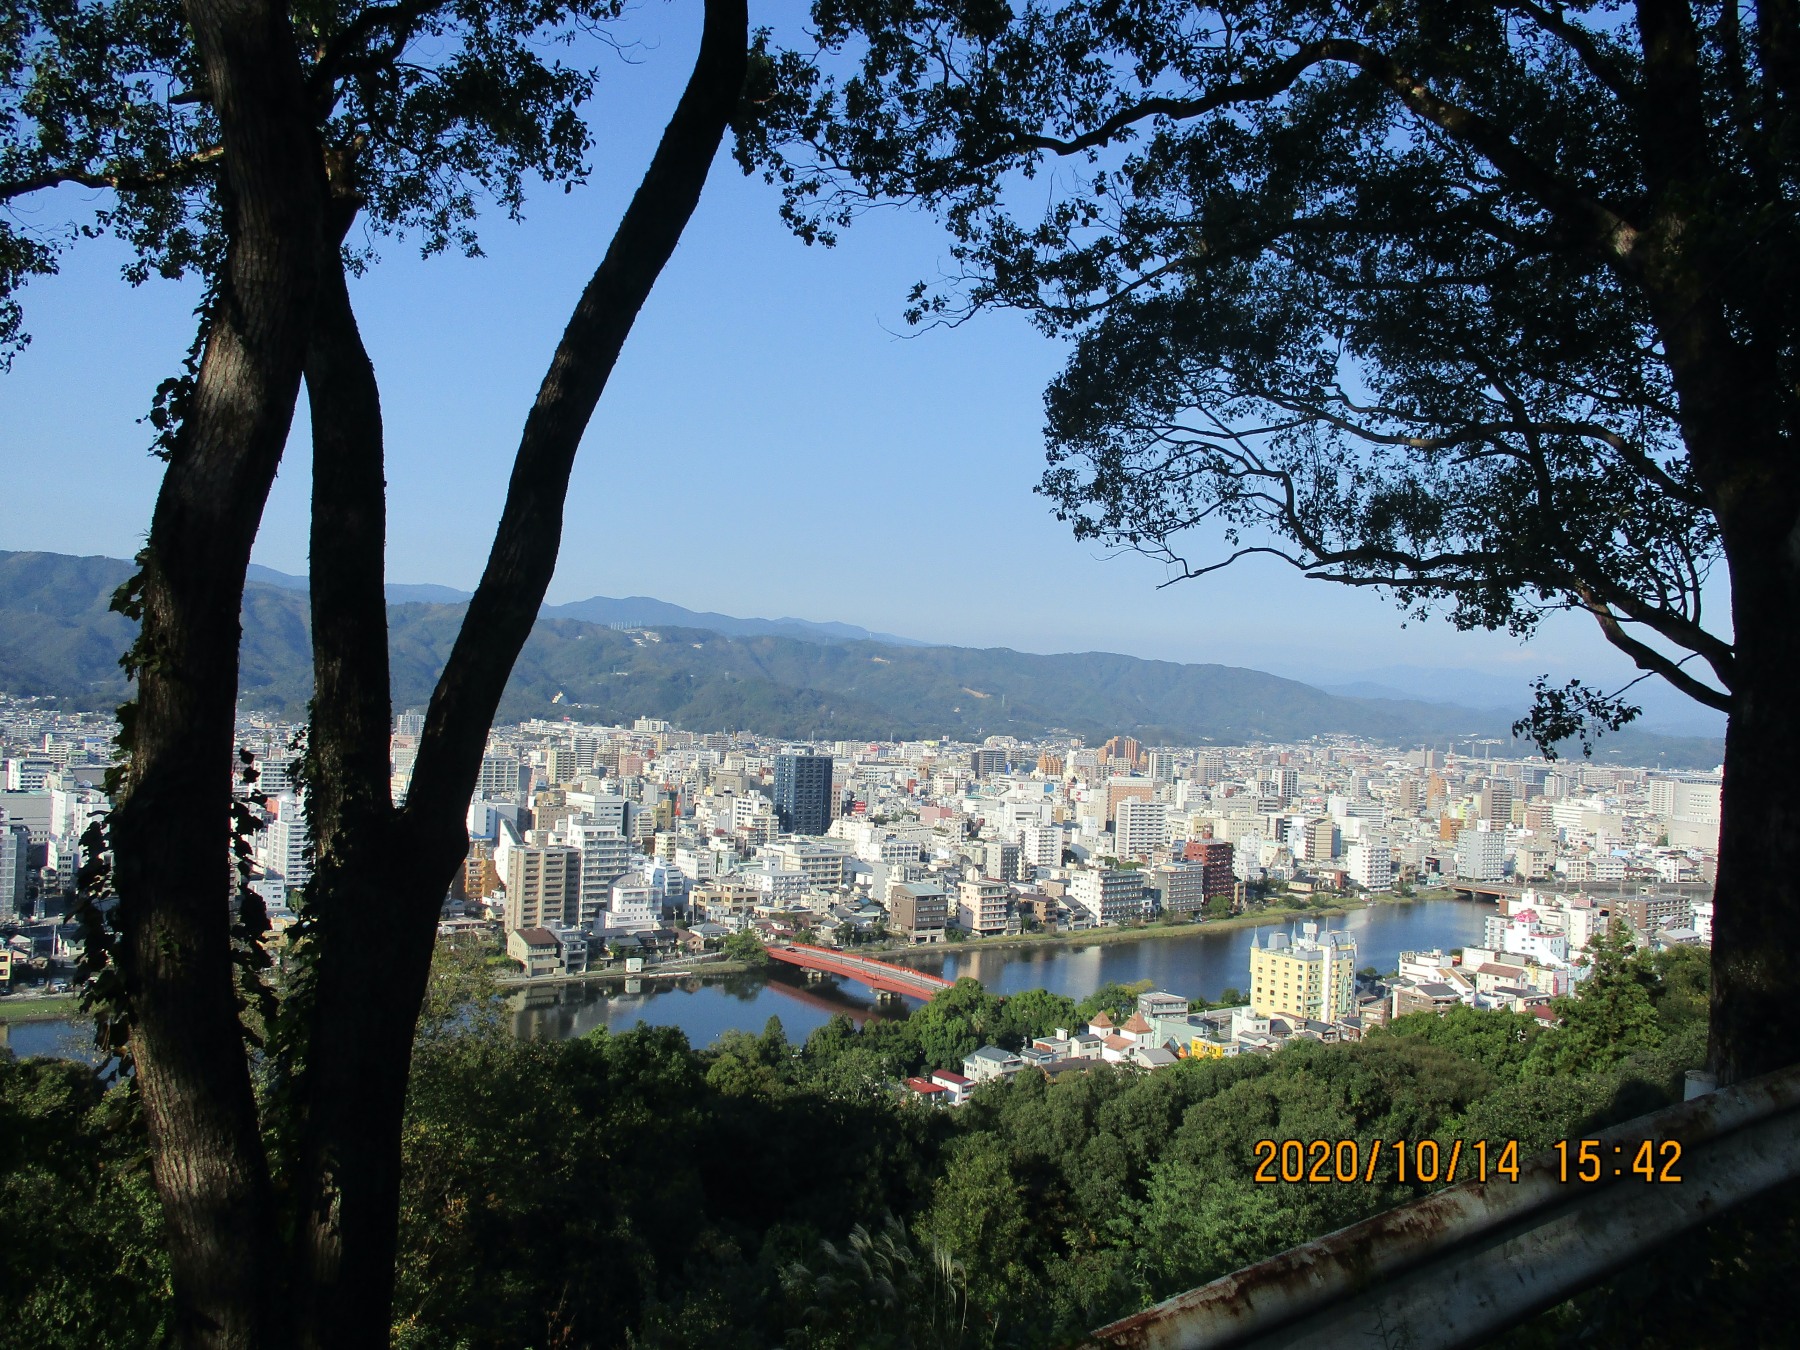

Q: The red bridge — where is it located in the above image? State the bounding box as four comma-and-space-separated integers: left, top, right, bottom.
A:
766, 943, 955, 1000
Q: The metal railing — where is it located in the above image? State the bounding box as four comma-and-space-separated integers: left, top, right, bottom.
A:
1082, 1062, 1800, 1350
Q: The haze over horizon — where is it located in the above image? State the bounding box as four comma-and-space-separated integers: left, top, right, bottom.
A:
0, 0, 1725, 739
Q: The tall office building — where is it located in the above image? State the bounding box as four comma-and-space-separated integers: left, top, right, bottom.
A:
773, 753, 834, 835
969, 747, 1009, 779
0, 817, 29, 921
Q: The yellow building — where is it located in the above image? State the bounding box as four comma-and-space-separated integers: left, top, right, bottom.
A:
1249, 923, 1357, 1022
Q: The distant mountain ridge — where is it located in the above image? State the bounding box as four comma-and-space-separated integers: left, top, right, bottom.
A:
3, 551, 1724, 767
247, 564, 927, 645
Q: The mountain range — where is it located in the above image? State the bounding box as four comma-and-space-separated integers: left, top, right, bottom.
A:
2, 551, 1724, 767
248, 565, 928, 646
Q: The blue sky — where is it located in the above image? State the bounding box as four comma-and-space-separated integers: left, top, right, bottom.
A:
0, 1, 1724, 736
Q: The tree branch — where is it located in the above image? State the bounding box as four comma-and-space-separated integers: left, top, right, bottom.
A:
1576, 585, 1734, 711
0, 146, 224, 203
403, 0, 747, 840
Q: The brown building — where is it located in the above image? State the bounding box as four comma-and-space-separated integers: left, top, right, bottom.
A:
455, 839, 502, 901
1179, 838, 1237, 898
889, 881, 949, 943
1103, 736, 1145, 770
1614, 894, 1692, 937
1106, 776, 1156, 824
505, 845, 580, 933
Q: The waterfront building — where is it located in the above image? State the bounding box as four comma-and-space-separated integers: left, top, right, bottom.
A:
1068, 865, 1144, 926
1345, 834, 1394, 890
957, 878, 1013, 935
889, 880, 949, 943
1149, 861, 1207, 916
1179, 838, 1237, 898
1455, 824, 1508, 881
1249, 923, 1357, 1022
504, 845, 580, 932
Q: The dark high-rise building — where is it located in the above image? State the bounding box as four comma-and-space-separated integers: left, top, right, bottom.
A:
773, 753, 834, 835
969, 747, 1009, 779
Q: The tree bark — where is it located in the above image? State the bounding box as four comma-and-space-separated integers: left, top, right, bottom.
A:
1704, 424, 1800, 1084
104, 2, 328, 1346
287, 1, 747, 1343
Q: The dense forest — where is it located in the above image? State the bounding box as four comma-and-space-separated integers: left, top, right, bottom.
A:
5, 935, 1788, 1349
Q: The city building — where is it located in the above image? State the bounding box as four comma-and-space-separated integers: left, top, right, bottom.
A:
956, 878, 1013, 935
1114, 799, 1168, 860
0, 815, 28, 921
890, 880, 949, 943
1148, 861, 1206, 916
1345, 835, 1393, 890
1249, 924, 1358, 1022
1455, 823, 1508, 881
1179, 838, 1237, 898
504, 845, 580, 932
773, 753, 834, 835
1068, 865, 1144, 926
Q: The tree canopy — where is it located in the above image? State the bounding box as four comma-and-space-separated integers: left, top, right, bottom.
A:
743, 0, 1800, 1086
1, 0, 620, 364
745, 0, 1792, 731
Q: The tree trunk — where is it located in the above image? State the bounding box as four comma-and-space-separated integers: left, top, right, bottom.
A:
289, 208, 419, 1349
287, 2, 748, 1343
1708, 498, 1800, 1086
106, 2, 327, 1345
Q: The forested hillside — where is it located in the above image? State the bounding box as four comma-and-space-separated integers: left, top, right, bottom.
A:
6, 939, 1784, 1350
0, 551, 1723, 763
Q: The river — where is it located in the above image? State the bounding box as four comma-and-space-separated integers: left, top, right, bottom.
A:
511, 897, 1494, 1047
7, 899, 1495, 1058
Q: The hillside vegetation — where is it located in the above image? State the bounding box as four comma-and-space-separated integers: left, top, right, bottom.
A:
0, 551, 1722, 763
5, 940, 1787, 1349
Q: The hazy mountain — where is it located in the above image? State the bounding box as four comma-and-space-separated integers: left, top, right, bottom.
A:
0, 551, 1723, 767
539, 594, 926, 646
244, 563, 923, 645
1312, 662, 1729, 740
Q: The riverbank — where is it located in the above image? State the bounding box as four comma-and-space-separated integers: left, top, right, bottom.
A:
501, 958, 760, 990
0, 993, 82, 1024
880, 889, 1474, 967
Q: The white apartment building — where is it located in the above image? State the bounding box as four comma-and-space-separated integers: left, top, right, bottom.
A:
1344, 835, 1393, 890
956, 878, 1013, 935
764, 838, 848, 890
256, 805, 311, 891
598, 874, 662, 934
1114, 799, 1168, 860
1021, 824, 1064, 868
1455, 823, 1507, 881
1068, 866, 1144, 926
566, 820, 636, 925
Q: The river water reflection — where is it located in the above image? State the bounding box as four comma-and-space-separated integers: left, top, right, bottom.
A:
513, 898, 1494, 1048
6, 900, 1495, 1056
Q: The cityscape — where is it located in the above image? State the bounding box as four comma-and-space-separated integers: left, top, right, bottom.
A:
1, 2, 1784, 1346
2, 693, 1720, 1073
